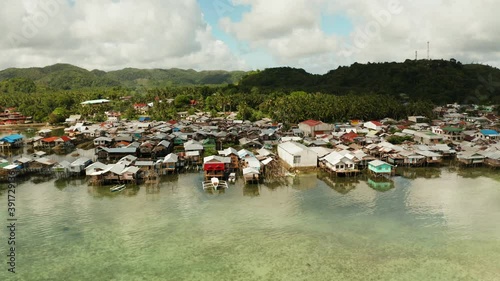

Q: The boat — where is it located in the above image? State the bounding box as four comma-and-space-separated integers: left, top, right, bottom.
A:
110, 184, 126, 192
202, 177, 228, 190
211, 177, 219, 188
228, 173, 236, 183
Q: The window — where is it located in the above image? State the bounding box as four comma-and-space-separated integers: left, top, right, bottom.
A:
293, 156, 301, 164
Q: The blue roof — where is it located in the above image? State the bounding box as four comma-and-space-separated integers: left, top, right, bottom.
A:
1, 134, 23, 143
138, 117, 151, 121
480, 129, 499, 136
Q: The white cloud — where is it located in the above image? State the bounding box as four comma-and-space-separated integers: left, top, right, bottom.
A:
220, 0, 500, 73
2, 0, 500, 74
0, 0, 246, 71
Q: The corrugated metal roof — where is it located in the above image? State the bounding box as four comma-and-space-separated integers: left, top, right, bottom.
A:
279, 141, 308, 155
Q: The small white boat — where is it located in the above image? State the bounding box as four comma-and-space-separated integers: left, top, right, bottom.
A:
202, 177, 228, 190
228, 173, 236, 183
110, 184, 126, 192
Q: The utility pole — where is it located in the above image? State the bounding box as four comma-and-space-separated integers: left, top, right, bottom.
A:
427, 41, 430, 60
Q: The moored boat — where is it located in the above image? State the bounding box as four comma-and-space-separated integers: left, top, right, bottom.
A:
110, 184, 126, 192
202, 177, 229, 190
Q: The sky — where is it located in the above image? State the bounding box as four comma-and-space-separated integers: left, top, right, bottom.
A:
1, 0, 500, 74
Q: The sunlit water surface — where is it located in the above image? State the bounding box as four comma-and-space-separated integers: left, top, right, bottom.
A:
1, 168, 500, 281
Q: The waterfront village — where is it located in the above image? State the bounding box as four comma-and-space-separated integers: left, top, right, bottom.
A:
0, 100, 499, 191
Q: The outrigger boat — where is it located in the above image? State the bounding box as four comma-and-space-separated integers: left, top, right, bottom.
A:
110, 184, 126, 192
202, 177, 228, 190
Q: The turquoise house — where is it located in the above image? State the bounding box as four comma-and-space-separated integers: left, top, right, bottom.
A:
368, 160, 394, 176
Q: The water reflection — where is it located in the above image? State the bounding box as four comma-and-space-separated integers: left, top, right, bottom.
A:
87, 185, 140, 198
243, 185, 259, 197
317, 172, 359, 194
367, 178, 394, 192
288, 173, 317, 190
456, 166, 500, 180
54, 177, 88, 191
397, 167, 442, 179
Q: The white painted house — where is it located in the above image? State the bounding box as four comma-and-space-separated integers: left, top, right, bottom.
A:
321, 151, 357, 172
277, 141, 317, 168
363, 121, 384, 131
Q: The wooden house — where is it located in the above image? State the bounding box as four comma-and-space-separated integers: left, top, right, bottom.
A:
38, 129, 52, 137
69, 157, 93, 175
242, 167, 260, 184
0, 164, 21, 180
102, 164, 127, 183
135, 161, 157, 172
238, 137, 263, 149
14, 157, 34, 169
53, 161, 71, 174
117, 155, 137, 166
152, 140, 172, 158
416, 150, 443, 165
320, 151, 359, 176
456, 151, 485, 166
139, 141, 155, 157
484, 151, 500, 168
184, 140, 204, 152
93, 137, 113, 147
218, 147, 239, 171
120, 166, 140, 182
39, 136, 72, 148
398, 150, 426, 166
243, 156, 262, 172
32, 151, 47, 159
160, 153, 179, 174
31, 157, 57, 172
97, 147, 138, 162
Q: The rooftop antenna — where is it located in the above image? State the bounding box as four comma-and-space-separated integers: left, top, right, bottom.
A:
427, 41, 430, 60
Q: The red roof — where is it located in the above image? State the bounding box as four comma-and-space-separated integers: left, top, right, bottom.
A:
42, 136, 71, 142
134, 103, 148, 108
116, 141, 130, 147
342, 132, 359, 142
369, 121, 383, 126
42, 137, 59, 142
300, 119, 322, 127
203, 162, 225, 171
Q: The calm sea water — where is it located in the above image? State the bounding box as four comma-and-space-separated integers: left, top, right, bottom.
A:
1, 167, 500, 281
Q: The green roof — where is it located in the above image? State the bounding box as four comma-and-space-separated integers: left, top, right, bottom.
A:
442, 127, 463, 132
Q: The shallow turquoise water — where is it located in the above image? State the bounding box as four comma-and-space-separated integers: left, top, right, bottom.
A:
1, 169, 500, 281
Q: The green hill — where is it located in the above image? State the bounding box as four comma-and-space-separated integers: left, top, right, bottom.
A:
2, 60, 500, 105
235, 59, 500, 104
0, 63, 247, 90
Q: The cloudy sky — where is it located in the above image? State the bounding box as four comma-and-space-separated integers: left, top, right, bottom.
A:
1, 0, 499, 74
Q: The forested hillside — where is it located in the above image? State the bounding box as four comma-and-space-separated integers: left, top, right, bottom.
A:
235, 59, 500, 104
0, 64, 246, 90
0, 60, 499, 123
